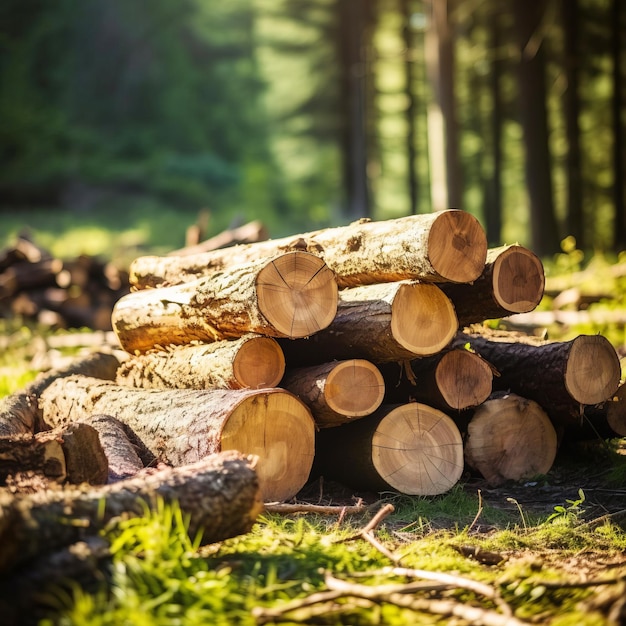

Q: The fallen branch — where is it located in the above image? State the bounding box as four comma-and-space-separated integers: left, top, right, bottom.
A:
264, 501, 366, 515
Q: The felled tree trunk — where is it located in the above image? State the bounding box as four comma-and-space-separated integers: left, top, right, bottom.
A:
280, 281, 458, 365
0, 351, 120, 437
464, 393, 558, 486
0, 451, 262, 574
116, 334, 285, 390
130, 209, 487, 289
112, 251, 338, 354
39, 376, 315, 502
440, 244, 545, 326
314, 403, 464, 495
281, 359, 385, 428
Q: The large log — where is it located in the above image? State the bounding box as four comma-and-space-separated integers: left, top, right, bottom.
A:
314, 403, 464, 495
464, 393, 558, 486
281, 359, 385, 428
280, 281, 458, 366
440, 244, 545, 326
458, 332, 621, 426
0, 451, 262, 574
112, 251, 338, 354
129, 210, 487, 290
115, 334, 285, 390
39, 376, 315, 502
0, 351, 121, 437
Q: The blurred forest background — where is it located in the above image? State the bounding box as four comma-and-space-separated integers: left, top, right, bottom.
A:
1, 0, 625, 259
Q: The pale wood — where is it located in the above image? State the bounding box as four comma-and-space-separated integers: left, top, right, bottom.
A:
314, 403, 464, 495
129, 209, 487, 289
39, 376, 315, 502
116, 334, 285, 390
0, 451, 262, 574
441, 244, 545, 326
112, 251, 338, 354
280, 281, 458, 366
281, 359, 385, 428
464, 393, 558, 486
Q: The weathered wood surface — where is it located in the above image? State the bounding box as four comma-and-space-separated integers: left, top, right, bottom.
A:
0, 451, 262, 574
112, 251, 338, 354
39, 376, 315, 502
129, 209, 487, 289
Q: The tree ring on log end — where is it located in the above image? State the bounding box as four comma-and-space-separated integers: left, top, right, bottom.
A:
492, 246, 545, 313
564, 335, 620, 405
256, 251, 338, 338
233, 337, 286, 389
427, 210, 487, 283
372, 403, 463, 495
435, 349, 493, 410
219, 389, 315, 502
391, 283, 458, 356
325, 359, 385, 417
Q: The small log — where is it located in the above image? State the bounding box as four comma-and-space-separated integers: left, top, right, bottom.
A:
458, 332, 621, 425
0, 258, 63, 300
280, 281, 458, 365
440, 244, 545, 326
0, 451, 262, 574
0, 432, 66, 485
60, 423, 109, 485
464, 393, 558, 486
281, 359, 385, 428
129, 209, 487, 289
112, 251, 338, 354
314, 403, 464, 495
0, 351, 121, 437
39, 376, 315, 502
0, 233, 51, 271
116, 334, 285, 390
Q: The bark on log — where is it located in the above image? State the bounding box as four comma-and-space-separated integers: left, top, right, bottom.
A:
39, 376, 315, 502
464, 393, 558, 486
112, 251, 338, 354
0, 351, 121, 437
0, 450, 262, 574
280, 281, 458, 366
314, 403, 464, 495
116, 334, 285, 391
458, 332, 621, 426
281, 359, 385, 428
380, 348, 493, 412
129, 210, 487, 289
440, 244, 545, 326
0, 432, 67, 485
54, 422, 109, 485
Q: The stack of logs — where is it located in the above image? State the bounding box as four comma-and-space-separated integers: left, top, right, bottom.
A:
1, 210, 625, 529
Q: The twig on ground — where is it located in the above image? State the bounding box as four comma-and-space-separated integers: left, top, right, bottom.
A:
264, 499, 365, 516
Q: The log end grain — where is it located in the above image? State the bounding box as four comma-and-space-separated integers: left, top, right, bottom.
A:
435, 349, 493, 410
372, 403, 464, 495
492, 245, 545, 313
427, 210, 488, 283
325, 359, 385, 417
607, 383, 626, 436
256, 251, 338, 338
233, 336, 285, 389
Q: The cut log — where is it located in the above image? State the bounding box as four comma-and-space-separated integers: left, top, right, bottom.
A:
0, 351, 121, 437
129, 209, 487, 289
464, 393, 558, 486
0, 432, 67, 485
39, 376, 315, 502
380, 347, 493, 412
281, 359, 385, 428
458, 332, 621, 425
0, 451, 262, 574
116, 334, 285, 391
440, 244, 545, 326
314, 403, 464, 495
112, 251, 338, 354
280, 281, 458, 366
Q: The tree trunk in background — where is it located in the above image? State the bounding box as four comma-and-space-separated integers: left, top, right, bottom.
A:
425, 0, 462, 210
562, 0, 584, 247
513, 0, 560, 257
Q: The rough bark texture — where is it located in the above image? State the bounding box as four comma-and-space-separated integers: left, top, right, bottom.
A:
129, 210, 487, 289
56, 422, 109, 485
39, 376, 315, 502
440, 244, 545, 326
116, 335, 285, 391
280, 281, 458, 366
0, 451, 262, 574
112, 251, 338, 354
0, 351, 121, 437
